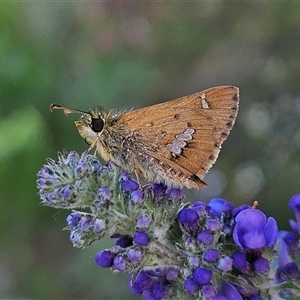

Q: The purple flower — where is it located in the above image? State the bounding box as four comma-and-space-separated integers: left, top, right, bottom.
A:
206, 219, 222, 232
129, 271, 156, 294
167, 188, 183, 200
212, 281, 243, 300
152, 183, 167, 198
136, 215, 151, 229
67, 212, 81, 227
191, 201, 209, 217
193, 267, 212, 285
65, 151, 79, 165
149, 282, 168, 300
130, 189, 143, 203
204, 249, 219, 263
289, 219, 298, 232
232, 252, 251, 274
253, 256, 269, 273
188, 256, 200, 267
283, 231, 299, 253
178, 208, 199, 233
233, 209, 278, 250
202, 284, 216, 298
208, 198, 235, 218
93, 218, 106, 232
232, 204, 252, 218
281, 262, 300, 280
185, 237, 197, 250
97, 187, 111, 200
134, 231, 150, 246
95, 250, 116, 268
218, 256, 233, 272
197, 230, 213, 245
113, 255, 126, 272
69, 231, 83, 245
121, 179, 139, 192
114, 235, 133, 248
276, 231, 295, 283
288, 194, 300, 234
127, 249, 142, 262
184, 278, 199, 294
118, 172, 131, 182
178, 208, 199, 224
61, 186, 73, 200
80, 216, 90, 232
166, 268, 180, 281
75, 161, 88, 177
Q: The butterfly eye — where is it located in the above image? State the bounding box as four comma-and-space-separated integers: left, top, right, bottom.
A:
90, 117, 104, 133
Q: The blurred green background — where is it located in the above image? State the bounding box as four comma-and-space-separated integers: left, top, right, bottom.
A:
1, 2, 300, 299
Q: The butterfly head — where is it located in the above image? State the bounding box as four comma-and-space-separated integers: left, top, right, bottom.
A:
50, 104, 107, 148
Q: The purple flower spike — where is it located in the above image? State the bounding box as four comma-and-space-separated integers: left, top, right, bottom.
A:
197, 230, 213, 245
113, 255, 126, 272
127, 249, 142, 262
204, 249, 219, 263
212, 281, 243, 300
193, 267, 212, 285
121, 179, 139, 192
95, 250, 116, 268
233, 209, 278, 250
134, 231, 150, 246
184, 278, 199, 295
288, 193, 300, 233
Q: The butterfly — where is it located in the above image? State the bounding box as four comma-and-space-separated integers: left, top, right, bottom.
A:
51, 85, 239, 189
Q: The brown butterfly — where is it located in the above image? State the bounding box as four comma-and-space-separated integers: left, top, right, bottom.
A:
50, 85, 239, 189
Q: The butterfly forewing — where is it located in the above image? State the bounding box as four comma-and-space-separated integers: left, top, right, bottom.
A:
119, 86, 239, 183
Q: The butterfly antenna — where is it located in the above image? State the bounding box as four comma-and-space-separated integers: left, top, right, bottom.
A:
50, 104, 88, 116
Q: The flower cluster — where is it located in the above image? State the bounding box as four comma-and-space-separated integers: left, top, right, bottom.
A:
37, 151, 300, 299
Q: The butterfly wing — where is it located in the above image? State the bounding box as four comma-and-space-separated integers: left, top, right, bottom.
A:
119, 86, 239, 186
